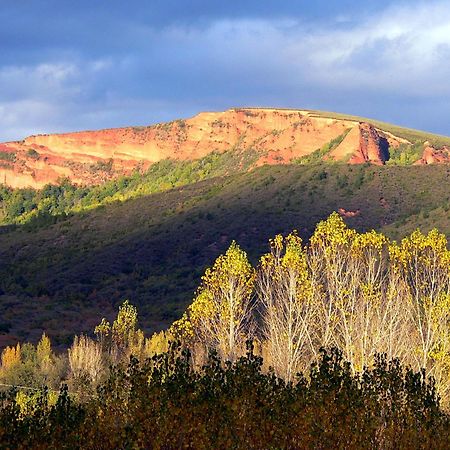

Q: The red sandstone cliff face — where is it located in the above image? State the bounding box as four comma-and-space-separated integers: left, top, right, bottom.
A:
328, 123, 390, 164
0, 108, 404, 189
414, 145, 450, 165
350, 123, 390, 165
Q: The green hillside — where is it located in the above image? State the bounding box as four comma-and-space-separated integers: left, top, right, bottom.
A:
1, 112, 450, 346
1, 161, 450, 346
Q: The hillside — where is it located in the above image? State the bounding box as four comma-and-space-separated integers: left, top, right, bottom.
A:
1, 161, 450, 346
1, 108, 450, 189
1, 108, 450, 346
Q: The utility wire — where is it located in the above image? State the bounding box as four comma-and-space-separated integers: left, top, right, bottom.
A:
0, 382, 60, 393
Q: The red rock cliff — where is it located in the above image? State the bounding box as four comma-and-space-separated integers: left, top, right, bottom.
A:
414, 145, 450, 165
0, 108, 403, 188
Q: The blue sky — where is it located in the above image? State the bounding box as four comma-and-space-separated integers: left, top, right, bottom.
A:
1, 0, 450, 141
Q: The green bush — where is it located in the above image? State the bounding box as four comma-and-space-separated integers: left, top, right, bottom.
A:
0, 152, 16, 162
26, 149, 40, 159
0, 344, 448, 449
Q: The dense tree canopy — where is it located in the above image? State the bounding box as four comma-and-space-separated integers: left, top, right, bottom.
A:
1, 213, 450, 447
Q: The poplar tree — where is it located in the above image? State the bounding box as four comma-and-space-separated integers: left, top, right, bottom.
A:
171, 241, 255, 362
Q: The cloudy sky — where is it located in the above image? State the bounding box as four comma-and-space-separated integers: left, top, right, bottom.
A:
1, 0, 450, 141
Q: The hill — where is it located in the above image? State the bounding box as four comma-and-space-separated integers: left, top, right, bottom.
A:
1, 108, 450, 346
1, 160, 450, 346
1, 108, 450, 189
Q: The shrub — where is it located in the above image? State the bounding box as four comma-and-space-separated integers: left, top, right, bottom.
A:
26, 149, 40, 159
0, 152, 16, 162
0, 345, 447, 448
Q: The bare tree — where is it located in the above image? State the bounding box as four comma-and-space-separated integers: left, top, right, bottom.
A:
68, 335, 103, 384
258, 232, 316, 382
390, 229, 450, 400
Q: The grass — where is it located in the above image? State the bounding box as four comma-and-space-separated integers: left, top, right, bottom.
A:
0, 152, 16, 162
294, 129, 351, 164
235, 107, 450, 147
307, 110, 450, 147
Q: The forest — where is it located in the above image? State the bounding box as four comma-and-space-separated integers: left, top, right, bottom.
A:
1, 213, 450, 448
0, 150, 258, 227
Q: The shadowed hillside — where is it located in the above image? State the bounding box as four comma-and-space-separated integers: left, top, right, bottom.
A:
1, 163, 450, 346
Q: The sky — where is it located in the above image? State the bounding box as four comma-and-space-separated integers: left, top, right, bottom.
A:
1, 0, 450, 141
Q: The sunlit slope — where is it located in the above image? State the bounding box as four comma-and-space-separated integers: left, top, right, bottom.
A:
2, 107, 450, 188
307, 109, 450, 147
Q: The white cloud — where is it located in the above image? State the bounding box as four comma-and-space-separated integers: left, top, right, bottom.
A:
1, 1, 450, 140
152, 1, 450, 98
0, 63, 80, 101
0, 99, 62, 141
284, 2, 450, 94
0, 60, 114, 140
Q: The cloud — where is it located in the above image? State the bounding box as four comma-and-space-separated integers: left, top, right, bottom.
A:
0, 100, 60, 141
0, 60, 112, 140
1, 1, 450, 141
147, 1, 450, 130
0, 63, 80, 103
296, 2, 450, 95
162, 2, 450, 97
0, 58, 205, 140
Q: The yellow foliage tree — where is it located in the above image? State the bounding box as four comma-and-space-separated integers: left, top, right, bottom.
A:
95, 300, 145, 361
169, 212, 450, 404
68, 335, 103, 384
170, 241, 256, 362
1, 343, 21, 371
94, 318, 111, 348
112, 300, 139, 351
36, 333, 52, 376
144, 331, 172, 357
389, 228, 450, 398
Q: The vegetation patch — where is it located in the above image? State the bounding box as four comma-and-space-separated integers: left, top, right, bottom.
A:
0, 152, 16, 162
1, 214, 450, 447
294, 129, 351, 164
387, 142, 425, 165
1, 164, 450, 344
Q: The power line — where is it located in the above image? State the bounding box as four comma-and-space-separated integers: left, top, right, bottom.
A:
0, 382, 60, 393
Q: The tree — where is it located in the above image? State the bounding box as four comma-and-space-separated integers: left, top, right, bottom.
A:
308, 214, 412, 372
0, 343, 21, 371
95, 300, 145, 361
68, 335, 103, 385
390, 228, 450, 399
171, 241, 256, 362
257, 232, 315, 382
36, 333, 52, 378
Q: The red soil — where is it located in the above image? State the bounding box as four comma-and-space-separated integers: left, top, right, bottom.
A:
0, 108, 405, 188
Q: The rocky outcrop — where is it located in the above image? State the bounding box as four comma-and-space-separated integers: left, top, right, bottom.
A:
0, 108, 405, 188
414, 145, 450, 165
338, 208, 361, 218
349, 123, 390, 165
329, 122, 390, 165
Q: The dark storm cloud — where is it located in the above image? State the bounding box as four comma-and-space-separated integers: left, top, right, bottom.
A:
0, 1, 449, 141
